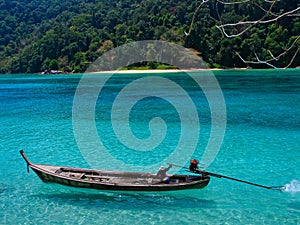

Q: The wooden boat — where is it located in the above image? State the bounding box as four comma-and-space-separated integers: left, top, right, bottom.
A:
20, 150, 210, 191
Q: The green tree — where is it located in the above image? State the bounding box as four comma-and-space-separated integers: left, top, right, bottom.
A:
49, 59, 59, 70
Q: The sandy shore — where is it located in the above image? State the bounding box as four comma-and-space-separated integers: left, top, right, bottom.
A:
88, 68, 224, 74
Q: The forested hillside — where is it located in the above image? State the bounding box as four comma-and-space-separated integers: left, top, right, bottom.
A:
0, 0, 299, 73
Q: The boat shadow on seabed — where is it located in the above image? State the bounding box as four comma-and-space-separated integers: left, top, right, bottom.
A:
32, 184, 216, 210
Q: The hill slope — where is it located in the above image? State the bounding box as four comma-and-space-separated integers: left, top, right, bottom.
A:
0, 0, 299, 73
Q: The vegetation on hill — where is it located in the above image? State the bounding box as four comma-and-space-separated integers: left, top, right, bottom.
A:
0, 0, 299, 73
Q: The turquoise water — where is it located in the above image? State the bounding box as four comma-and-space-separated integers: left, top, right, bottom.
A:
0, 70, 300, 224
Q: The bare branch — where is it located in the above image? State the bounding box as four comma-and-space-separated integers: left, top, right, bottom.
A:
252, 1, 280, 17
216, 0, 280, 5
216, 0, 278, 37
271, 36, 300, 61
236, 51, 278, 68
184, 0, 210, 36
216, 0, 251, 4
216, 3, 300, 37
263, 0, 278, 3
186, 0, 300, 68
236, 36, 300, 68
267, 50, 276, 60
284, 47, 300, 69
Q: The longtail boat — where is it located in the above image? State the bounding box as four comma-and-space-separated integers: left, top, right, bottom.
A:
20, 150, 210, 191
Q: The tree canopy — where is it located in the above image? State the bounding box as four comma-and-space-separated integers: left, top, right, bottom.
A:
0, 0, 299, 73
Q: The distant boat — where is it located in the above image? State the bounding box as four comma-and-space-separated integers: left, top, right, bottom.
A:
20, 150, 210, 191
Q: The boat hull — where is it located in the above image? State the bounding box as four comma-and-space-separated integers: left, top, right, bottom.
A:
30, 166, 210, 191
21, 150, 210, 192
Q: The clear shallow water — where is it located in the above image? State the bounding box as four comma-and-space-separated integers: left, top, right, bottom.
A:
0, 70, 300, 224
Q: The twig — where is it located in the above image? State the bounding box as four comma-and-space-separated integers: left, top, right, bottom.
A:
186, 0, 299, 68
216, 0, 278, 37
284, 47, 300, 69
184, 0, 210, 36
236, 36, 300, 68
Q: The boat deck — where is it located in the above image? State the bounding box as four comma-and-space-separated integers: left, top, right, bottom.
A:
36, 164, 201, 186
